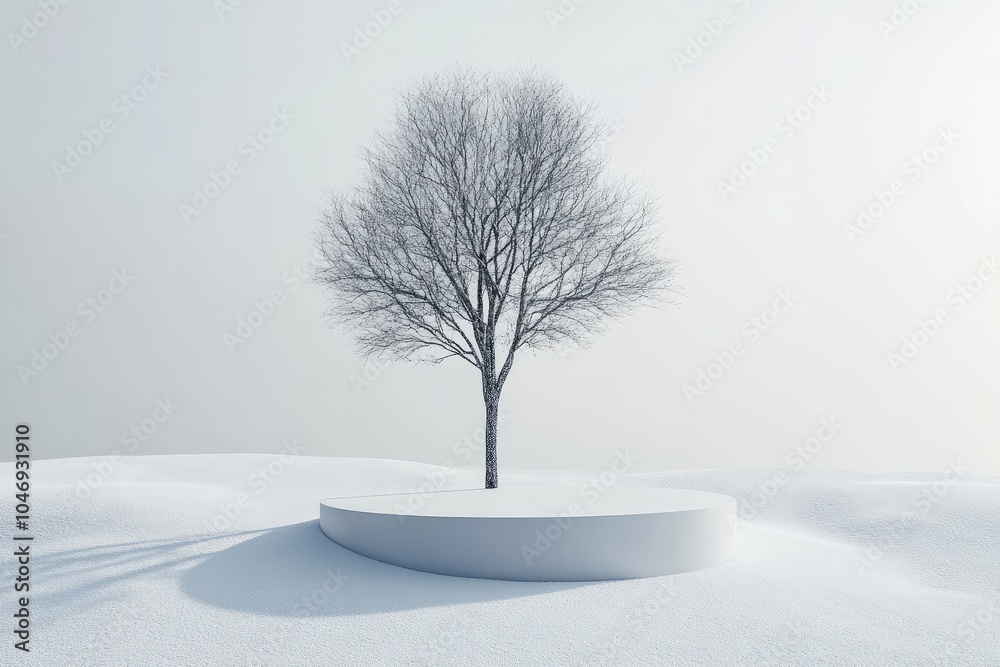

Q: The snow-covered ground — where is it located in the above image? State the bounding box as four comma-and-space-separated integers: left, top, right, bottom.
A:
2, 455, 998, 666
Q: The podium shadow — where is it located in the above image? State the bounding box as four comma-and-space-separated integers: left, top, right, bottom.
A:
180, 520, 592, 617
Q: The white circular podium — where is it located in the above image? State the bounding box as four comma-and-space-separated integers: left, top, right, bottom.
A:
320, 485, 736, 581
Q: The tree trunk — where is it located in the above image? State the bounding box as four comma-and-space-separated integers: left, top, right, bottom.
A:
484, 391, 500, 489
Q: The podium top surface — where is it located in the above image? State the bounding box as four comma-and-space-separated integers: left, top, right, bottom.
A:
321, 484, 735, 519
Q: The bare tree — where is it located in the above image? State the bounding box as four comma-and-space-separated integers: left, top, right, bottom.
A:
317, 68, 675, 489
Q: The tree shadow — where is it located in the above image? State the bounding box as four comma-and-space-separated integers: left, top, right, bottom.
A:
180, 520, 593, 617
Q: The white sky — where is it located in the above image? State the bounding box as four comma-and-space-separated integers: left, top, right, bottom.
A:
2, 0, 999, 475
